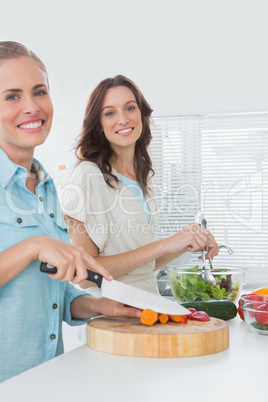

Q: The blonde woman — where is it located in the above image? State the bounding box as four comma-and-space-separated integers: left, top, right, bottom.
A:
0, 42, 140, 383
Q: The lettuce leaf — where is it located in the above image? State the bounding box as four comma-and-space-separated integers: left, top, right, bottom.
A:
171, 267, 238, 302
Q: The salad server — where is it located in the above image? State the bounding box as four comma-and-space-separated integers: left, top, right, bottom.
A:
194, 212, 216, 285
200, 217, 216, 285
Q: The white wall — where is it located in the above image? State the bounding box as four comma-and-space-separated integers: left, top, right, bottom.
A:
1, 0, 268, 175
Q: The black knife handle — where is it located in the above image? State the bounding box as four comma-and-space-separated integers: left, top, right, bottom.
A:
85, 270, 103, 288
40, 262, 103, 288
40, 262, 57, 274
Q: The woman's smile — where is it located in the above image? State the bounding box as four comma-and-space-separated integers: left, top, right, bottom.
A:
116, 127, 134, 135
17, 118, 45, 133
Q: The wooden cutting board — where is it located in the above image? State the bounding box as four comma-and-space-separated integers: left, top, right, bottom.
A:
87, 316, 229, 357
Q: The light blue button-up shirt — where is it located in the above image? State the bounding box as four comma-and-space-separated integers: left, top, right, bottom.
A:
0, 148, 88, 383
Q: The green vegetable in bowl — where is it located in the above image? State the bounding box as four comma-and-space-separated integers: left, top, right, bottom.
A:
171, 265, 240, 302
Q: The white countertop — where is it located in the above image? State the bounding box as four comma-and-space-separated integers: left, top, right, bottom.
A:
1, 316, 267, 402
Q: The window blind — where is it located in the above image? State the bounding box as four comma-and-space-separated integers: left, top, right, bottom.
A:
150, 111, 268, 288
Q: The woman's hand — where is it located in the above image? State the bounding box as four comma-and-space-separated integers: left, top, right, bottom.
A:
34, 236, 112, 285
90, 297, 141, 318
70, 296, 141, 320
199, 232, 219, 260
166, 223, 219, 258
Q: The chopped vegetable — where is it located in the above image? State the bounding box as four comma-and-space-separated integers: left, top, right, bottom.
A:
181, 315, 188, 324
171, 265, 240, 302
188, 309, 210, 322
187, 308, 197, 314
181, 300, 237, 320
159, 313, 169, 324
139, 308, 210, 326
140, 309, 159, 326
237, 304, 244, 320
238, 293, 268, 332
168, 314, 184, 323
238, 293, 262, 321
255, 303, 268, 325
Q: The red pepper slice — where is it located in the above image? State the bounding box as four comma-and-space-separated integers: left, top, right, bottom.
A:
238, 294, 248, 307
237, 304, 244, 320
188, 310, 210, 322
187, 308, 197, 314
255, 303, 268, 325
239, 293, 263, 319
181, 315, 188, 324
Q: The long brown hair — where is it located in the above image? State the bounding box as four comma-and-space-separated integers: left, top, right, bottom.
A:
75, 75, 154, 195
0, 41, 49, 87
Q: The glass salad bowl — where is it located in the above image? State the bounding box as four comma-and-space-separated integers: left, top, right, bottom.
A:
166, 264, 246, 304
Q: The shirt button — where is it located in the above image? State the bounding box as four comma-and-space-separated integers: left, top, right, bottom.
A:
50, 213, 55, 218
17, 218, 22, 224
52, 304, 58, 309
50, 334, 56, 340
39, 197, 43, 202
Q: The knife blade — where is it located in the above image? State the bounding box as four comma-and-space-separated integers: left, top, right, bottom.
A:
40, 262, 190, 315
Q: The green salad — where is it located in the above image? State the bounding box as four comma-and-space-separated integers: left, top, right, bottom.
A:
171, 265, 240, 302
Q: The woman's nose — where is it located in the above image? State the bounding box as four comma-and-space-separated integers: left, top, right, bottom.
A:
22, 97, 39, 115
117, 111, 129, 125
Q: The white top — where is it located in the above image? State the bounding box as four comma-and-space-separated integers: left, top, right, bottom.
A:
61, 161, 159, 294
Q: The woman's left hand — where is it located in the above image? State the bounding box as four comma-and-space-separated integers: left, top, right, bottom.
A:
91, 297, 141, 318
70, 295, 141, 320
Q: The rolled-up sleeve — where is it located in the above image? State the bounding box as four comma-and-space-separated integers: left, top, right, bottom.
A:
63, 283, 92, 326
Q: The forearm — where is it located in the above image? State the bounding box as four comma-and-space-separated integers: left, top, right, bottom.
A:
0, 237, 40, 287
154, 250, 186, 271
66, 216, 173, 284
70, 295, 141, 320
94, 240, 185, 276
79, 239, 170, 287
70, 295, 102, 319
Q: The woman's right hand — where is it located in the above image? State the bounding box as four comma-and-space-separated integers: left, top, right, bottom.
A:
35, 236, 112, 285
165, 223, 218, 257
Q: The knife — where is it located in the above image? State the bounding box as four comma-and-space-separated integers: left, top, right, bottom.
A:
40, 262, 190, 315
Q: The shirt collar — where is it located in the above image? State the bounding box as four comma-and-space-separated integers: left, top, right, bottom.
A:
0, 148, 52, 189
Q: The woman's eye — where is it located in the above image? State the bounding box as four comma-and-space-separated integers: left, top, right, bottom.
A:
34, 90, 47, 97
6, 94, 19, 101
126, 106, 135, 111
105, 111, 115, 117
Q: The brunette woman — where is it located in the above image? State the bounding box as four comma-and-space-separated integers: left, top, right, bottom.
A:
63, 75, 219, 296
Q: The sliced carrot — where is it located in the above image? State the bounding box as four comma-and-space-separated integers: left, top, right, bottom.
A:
168, 314, 184, 323
158, 313, 169, 324
140, 309, 159, 326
